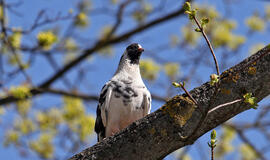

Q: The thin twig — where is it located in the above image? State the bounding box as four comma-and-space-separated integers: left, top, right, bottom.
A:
5, 10, 72, 34
193, 16, 220, 75
179, 82, 198, 105
211, 145, 214, 160
208, 99, 242, 113
0, 0, 31, 82
43, 53, 72, 89
106, 0, 134, 39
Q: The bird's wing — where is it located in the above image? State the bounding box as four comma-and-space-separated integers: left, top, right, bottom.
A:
94, 82, 113, 141
143, 89, 152, 115
101, 84, 113, 127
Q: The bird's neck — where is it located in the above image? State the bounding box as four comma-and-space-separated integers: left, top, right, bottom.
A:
115, 59, 142, 80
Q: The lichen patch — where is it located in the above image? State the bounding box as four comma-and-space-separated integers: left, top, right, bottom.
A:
161, 96, 196, 127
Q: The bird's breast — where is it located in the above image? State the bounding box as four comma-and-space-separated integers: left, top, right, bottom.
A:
109, 92, 144, 126
112, 87, 144, 109
105, 80, 149, 137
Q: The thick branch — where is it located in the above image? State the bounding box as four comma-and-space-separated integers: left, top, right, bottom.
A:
70, 45, 270, 160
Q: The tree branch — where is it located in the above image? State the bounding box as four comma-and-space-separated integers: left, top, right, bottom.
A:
70, 45, 270, 160
0, 87, 166, 105
0, 87, 98, 105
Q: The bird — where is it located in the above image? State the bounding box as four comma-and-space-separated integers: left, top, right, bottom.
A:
94, 43, 151, 142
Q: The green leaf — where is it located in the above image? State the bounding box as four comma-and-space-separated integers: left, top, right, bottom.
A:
211, 139, 216, 146
181, 25, 200, 46
172, 82, 180, 88
185, 8, 196, 20
74, 12, 89, 28
183, 2, 191, 12
164, 63, 180, 79
189, 10, 196, 19
194, 28, 201, 32
9, 85, 32, 99
211, 129, 217, 139
37, 31, 58, 50
8, 30, 22, 49
201, 18, 209, 24
201, 18, 209, 28
4, 130, 20, 146
245, 15, 265, 32
140, 59, 160, 81
243, 93, 258, 109
240, 144, 259, 160
29, 133, 54, 159
185, 11, 192, 15
210, 74, 219, 86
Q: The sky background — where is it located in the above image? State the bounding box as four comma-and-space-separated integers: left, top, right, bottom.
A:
0, 0, 269, 159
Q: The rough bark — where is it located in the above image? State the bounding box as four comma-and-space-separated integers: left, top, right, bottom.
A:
70, 45, 270, 160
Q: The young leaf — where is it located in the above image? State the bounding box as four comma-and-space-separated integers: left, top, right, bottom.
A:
201, 18, 209, 28
211, 129, 217, 140
172, 82, 180, 88
210, 74, 219, 86
194, 28, 201, 32
243, 93, 258, 109
183, 2, 191, 12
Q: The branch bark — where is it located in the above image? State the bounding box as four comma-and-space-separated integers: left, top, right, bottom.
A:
70, 45, 270, 160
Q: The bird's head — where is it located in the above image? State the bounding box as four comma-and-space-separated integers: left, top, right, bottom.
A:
123, 43, 144, 64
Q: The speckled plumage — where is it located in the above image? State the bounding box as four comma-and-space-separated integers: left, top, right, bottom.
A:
94, 43, 151, 142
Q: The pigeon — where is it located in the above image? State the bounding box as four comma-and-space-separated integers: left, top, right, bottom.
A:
94, 43, 151, 142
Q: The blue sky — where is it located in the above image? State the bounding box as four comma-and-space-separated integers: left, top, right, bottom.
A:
0, 0, 269, 159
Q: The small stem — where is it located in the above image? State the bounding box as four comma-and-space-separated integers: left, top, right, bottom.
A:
208, 99, 242, 113
193, 16, 220, 75
179, 82, 198, 105
211, 145, 214, 160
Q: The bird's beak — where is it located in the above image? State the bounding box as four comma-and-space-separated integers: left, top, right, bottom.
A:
138, 47, 144, 52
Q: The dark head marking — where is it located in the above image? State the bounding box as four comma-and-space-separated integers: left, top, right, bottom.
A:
126, 43, 144, 64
